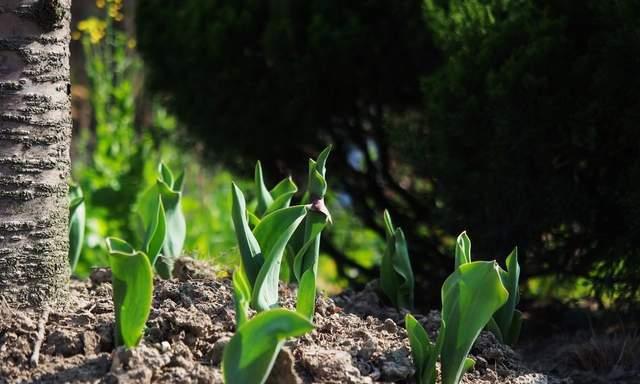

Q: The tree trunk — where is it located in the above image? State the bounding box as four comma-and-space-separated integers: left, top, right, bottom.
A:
0, 0, 71, 307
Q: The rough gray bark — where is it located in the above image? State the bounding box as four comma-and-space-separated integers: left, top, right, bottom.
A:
0, 0, 71, 307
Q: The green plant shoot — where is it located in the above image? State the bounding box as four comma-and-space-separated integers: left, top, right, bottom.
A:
406, 261, 508, 384
222, 309, 314, 384
68, 184, 85, 273
454, 232, 522, 345
232, 269, 252, 328
489, 247, 522, 345
379, 209, 415, 309
232, 183, 309, 311
440, 261, 509, 384
106, 237, 154, 348
138, 162, 185, 278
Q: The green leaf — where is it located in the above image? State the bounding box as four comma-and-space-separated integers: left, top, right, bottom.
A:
231, 183, 263, 286
106, 237, 154, 348
159, 162, 175, 188
380, 210, 414, 309
155, 179, 186, 279
233, 269, 252, 328
293, 211, 329, 281
405, 314, 436, 384
296, 269, 316, 320
223, 309, 314, 384
254, 161, 273, 218
440, 261, 509, 384
251, 205, 308, 311
306, 145, 331, 199
68, 184, 85, 273
142, 196, 167, 266
454, 231, 471, 269
265, 177, 298, 215
493, 247, 521, 345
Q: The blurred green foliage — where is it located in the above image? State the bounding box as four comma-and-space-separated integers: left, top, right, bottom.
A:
71, 2, 238, 276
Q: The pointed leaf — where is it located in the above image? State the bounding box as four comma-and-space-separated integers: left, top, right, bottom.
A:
254, 161, 274, 217
143, 196, 167, 266
231, 183, 263, 286
251, 205, 308, 311
265, 177, 298, 215
493, 247, 521, 345
223, 309, 313, 384
454, 231, 471, 268
155, 179, 186, 278
159, 162, 175, 188
405, 314, 434, 384
68, 184, 85, 273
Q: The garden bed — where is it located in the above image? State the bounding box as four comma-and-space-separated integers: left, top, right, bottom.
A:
0, 259, 579, 383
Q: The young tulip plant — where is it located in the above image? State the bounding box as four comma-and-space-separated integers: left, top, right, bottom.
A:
405, 232, 523, 384
137, 162, 186, 279
106, 237, 154, 348
405, 258, 509, 384
230, 146, 332, 314
106, 192, 166, 348
68, 183, 86, 273
223, 147, 332, 384
454, 232, 522, 345
379, 210, 415, 309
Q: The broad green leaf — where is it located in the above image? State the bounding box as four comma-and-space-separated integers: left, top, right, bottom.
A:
231, 183, 263, 286
254, 161, 273, 218
265, 177, 298, 215
233, 269, 252, 328
454, 231, 471, 269
142, 196, 167, 266
107, 237, 153, 348
68, 184, 85, 273
155, 179, 186, 279
296, 269, 316, 320
223, 309, 314, 384
493, 247, 521, 345
440, 261, 509, 384
405, 314, 436, 384
251, 205, 308, 311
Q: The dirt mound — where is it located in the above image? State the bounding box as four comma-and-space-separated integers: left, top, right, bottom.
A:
1, 259, 558, 383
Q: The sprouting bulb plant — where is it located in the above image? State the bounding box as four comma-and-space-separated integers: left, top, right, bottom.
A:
454, 232, 522, 345
138, 162, 186, 279
222, 309, 314, 384
231, 146, 332, 315
406, 260, 509, 384
231, 183, 310, 311
379, 209, 414, 309
106, 237, 154, 348
68, 183, 86, 273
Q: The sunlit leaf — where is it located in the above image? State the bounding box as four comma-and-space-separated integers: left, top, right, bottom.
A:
223, 309, 313, 384
106, 237, 153, 348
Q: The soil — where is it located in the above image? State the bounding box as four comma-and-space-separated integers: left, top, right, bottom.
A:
0, 258, 635, 383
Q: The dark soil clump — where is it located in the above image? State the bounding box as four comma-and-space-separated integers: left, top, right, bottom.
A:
1, 258, 562, 383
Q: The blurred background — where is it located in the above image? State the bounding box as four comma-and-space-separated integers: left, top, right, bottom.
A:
69, 0, 640, 312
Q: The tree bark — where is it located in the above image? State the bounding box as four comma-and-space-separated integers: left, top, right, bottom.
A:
0, 0, 71, 307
